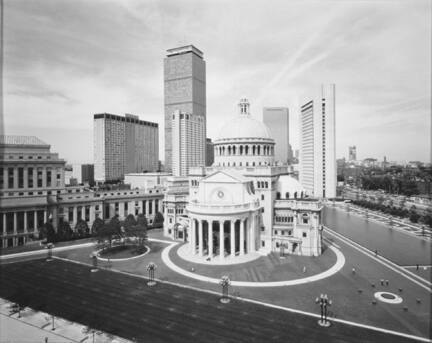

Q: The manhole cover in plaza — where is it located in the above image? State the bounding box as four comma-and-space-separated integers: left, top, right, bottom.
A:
374, 292, 403, 304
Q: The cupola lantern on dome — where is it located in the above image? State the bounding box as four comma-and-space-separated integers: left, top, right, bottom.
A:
238, 98, 250, 116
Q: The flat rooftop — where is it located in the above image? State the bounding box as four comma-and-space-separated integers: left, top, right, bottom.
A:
166, 45, 203, 59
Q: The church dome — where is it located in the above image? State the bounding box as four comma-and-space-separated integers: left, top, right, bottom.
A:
216, 98, 272, 141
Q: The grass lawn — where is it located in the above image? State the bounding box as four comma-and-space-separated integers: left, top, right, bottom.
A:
0, 258, 417, 343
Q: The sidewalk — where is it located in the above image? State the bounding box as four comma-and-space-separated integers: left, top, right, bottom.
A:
0, 298, 130, 343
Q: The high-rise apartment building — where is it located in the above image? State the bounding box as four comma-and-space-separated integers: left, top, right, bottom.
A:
349, 146, 357, 161
206, 138, 214, 166
300, 84, 336, 198
172, 110, 205, 177
164, 45, 206, 172
263, 107, 289, 164
94, 113, 158, 182
81, 164, 94, 186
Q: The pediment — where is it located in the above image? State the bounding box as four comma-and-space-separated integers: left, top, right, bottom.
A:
201, 170, 247, 184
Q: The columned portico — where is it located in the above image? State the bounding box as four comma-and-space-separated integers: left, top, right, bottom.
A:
188, 214, 258, 262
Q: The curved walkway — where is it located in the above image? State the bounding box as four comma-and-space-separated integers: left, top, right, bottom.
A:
161, 242, 345, 287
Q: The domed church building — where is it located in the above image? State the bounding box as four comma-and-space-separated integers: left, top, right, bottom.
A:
164, 99, 323, 262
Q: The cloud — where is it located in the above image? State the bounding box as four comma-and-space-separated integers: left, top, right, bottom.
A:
3, 0, 431, 164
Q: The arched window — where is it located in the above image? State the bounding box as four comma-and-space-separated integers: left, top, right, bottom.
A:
245, 145, 249, 155
233, 162, 236, 166
294, 191, 298, 199
228, 162, 230, 166
233, 146, 236, 155
252, 145, 256, 155
239, 162, 242, 166
286, 192, 290, 199
240, 145, 243, 155
276, 192, 281, 200
228, 146, 231, 155
257, 145, 261, 155
265, 182, 268, 188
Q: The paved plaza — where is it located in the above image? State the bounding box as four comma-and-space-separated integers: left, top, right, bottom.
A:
1, 210, 431, 342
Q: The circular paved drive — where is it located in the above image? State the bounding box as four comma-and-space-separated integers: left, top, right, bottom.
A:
161, 242, 345, 287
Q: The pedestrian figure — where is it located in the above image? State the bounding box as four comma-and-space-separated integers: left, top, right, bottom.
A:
375, 249, 378, 256
352, 267, 356, 274
302, 266, 306, 273
416, 264, 419, 271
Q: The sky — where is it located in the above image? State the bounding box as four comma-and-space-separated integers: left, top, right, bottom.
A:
2, 0, 431, 165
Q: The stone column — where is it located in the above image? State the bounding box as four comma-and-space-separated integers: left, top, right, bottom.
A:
33, 168, 37, 189
42, 168, 47, 188
190, 219, 196, 255
145, 200, 149, 215
23, 168, 28, 189
250, 214, 255, 252
3, 168, 7, 189
13, 167, 18, 189
2, 214, 6, 236
119, 202, 125, 218
219, 220, 224, 259
151, 200, 156, 214
73, 207, 78, 226
44, 210, 47, 224
240, 219, 245, 255
13, 212, 17, 234
89, 206, 95, 224
208, 220, 213, 258
230, 220, 235, 257
198, 220, 203, 256
24, 212, 28, 234
130, 201, 135, 215
81, 207, 85, 221
34, 210, 37, 231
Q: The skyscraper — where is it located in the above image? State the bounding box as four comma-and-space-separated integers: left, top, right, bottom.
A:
300, 85, 336, 198
171, 110, 205, 177
263, 107, 289, 164
81, 164, 94, 186
164, 45, 206, 172
94, 113, 159, 182
349, 146, 357, 161
206, 138, 214, 166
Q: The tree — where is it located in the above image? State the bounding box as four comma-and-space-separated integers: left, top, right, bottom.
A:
57, 221, 73, 241
41, 222, 56, 243
136, 213, 148, 230
409, 206, 420, 223
91, 217, 104, 236
123, 214, 137, 231
75, 219, 89, 238
152, 212, 164, 228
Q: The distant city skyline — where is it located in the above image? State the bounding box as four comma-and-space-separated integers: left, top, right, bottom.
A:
3, 0, 431, 164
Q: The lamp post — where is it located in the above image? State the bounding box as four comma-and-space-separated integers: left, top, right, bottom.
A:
219, 276, 231, 304
146, 262, 157, 287
90, 252, 98, 272
46, 243, 54, 262
315, 294, 332, 327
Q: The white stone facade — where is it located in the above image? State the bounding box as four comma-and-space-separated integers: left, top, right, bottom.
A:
163, 99, 323, 261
